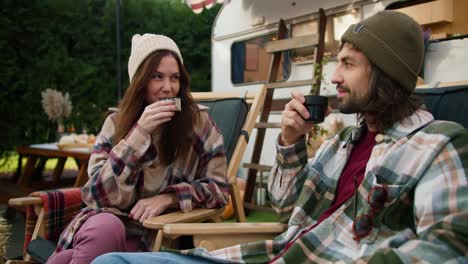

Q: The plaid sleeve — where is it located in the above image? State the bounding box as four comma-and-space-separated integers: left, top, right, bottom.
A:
82, 114, 152, 210
357, 127, 468, 263
162, 112, 229, 212
268, 134, 309, 222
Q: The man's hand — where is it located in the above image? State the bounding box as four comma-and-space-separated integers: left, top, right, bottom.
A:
280, 90, 331, 146
129, 193, 178, 223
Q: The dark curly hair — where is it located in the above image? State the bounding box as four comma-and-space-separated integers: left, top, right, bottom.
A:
358, 64, 423, 132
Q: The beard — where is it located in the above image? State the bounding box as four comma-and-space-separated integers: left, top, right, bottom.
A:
337, 85, 369, 114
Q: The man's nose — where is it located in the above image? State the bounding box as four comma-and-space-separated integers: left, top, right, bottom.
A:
330, 68, 342, 85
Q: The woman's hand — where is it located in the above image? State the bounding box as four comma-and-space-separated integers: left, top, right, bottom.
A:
137, 100, 179, 134
280, 89, 332, 146
129, 193, 178, 223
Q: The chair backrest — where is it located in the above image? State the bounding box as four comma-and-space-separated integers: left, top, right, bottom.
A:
414, 81, 468, 128
196, 98, 248, 163
192, 87, 267, 222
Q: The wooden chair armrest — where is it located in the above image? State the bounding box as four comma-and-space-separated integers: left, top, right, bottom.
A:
6, 260, 32, 264
163, 222, 287, 236
143, 208, 224, 229
8, 197, 42, 207
162, 223, 287, 251
192, 91, 258, 104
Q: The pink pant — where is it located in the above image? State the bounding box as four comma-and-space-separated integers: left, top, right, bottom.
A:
46, 212, 140, 264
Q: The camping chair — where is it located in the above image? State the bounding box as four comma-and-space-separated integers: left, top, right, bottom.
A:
6, 86, 267, 263
414, 80, 468, 128
154, 81, 468, 252
143, 87, 266, 251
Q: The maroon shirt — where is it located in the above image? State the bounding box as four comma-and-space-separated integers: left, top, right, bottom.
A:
317, 128, 377, 223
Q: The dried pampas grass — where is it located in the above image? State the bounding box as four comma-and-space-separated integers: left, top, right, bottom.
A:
0, 213, 10, 261
41, 88, 72, 121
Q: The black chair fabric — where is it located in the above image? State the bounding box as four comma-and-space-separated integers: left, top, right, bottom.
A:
414, 85, 468, 128
197, 98, 249, 163
27, 237, 56, 264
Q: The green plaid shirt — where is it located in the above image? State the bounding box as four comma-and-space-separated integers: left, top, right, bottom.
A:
179, 109, 468, 263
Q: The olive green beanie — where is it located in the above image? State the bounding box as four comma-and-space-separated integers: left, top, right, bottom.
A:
341, 10, 424, 93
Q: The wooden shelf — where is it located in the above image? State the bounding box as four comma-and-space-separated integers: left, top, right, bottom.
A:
396, 0, 453, 25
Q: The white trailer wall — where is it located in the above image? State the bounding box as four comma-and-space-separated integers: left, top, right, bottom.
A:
211, 0, 466, 175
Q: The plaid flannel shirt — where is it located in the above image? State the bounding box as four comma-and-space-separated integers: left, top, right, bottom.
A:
54, 106, 229, 253
179, 109, 468, 263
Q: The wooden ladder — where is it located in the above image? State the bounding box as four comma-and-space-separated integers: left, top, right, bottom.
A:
243, 8, 327, 210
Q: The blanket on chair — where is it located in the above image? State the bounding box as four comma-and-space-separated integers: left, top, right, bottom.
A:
24, 188, 83, 254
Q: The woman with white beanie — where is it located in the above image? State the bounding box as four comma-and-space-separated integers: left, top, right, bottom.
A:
46, 34, 229, 264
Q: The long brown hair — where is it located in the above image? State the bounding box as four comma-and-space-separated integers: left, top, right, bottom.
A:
114, 50, 199, 165
359, 64, 423, 132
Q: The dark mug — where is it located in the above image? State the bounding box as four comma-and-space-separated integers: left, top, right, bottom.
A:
303, 95, 328, 123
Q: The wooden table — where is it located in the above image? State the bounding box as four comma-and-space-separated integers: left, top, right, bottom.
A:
16, 143, 91, 189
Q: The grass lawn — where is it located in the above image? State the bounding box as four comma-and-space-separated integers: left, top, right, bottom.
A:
0, 153, 78, 175
223, 210, 279, 223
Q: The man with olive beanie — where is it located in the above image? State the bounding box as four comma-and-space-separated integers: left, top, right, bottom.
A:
341, 11, 425, 94
93, 10, 468, 264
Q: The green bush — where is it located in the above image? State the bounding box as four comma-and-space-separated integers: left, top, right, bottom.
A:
0, 0, 219, 162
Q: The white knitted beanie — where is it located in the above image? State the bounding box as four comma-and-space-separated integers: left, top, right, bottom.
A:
128, 34, 183, 82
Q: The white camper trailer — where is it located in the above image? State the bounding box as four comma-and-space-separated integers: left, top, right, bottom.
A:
208, 0, 468, 187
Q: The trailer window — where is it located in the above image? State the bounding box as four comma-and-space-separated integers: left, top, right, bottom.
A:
290, 20, 318, 62
231, 33, 290, 85
291, 9, 360, 63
